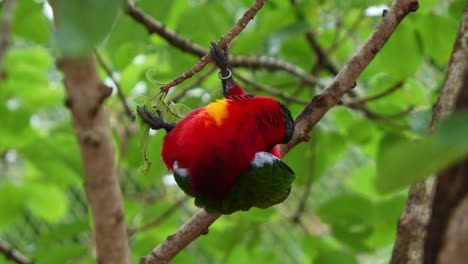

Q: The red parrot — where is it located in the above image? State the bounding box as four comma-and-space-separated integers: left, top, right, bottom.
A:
137, 42, 295, 214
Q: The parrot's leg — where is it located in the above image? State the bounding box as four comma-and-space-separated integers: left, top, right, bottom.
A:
136, 106, 176, 133
210, 41, 236, 96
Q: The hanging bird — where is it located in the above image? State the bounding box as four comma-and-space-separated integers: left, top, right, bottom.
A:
137, 42, 295, 214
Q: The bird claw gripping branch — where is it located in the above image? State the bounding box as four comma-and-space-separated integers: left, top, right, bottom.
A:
136, 106, 176, 133
210, 41, 237, 97
137, 41, 296, 214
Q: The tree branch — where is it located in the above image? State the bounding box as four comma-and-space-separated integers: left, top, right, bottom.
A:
52, 0, 131, 248
234, 73, 309, 104
167, 66, 216, 103
158, 0, 268, 93
346, 80, 404, 105
0, 239, 34, 264
0, 0, 16, 80
125, 0, 206, 58
138, 210, 221, 264
424, 6, 468, 261
279, 0, 419, 156
55, 55, 130, 264
126, 0, 324, 89
390, 4, 468, 264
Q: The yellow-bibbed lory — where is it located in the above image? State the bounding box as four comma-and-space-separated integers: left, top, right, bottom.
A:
137, 42, 295, 214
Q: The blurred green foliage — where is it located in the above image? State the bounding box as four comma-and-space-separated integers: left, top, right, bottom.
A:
0, 0, 466, 263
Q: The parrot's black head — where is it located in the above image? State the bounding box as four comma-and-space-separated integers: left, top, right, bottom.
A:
278, 102, 294, 144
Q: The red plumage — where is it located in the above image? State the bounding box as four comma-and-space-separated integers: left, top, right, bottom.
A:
161, 85, 289, 199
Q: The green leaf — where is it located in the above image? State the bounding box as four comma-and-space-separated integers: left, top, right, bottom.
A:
434, 110, 468, 150
36, 218, 90, 245
25, 183, 68, 222
314, 249, 359, 264
33, 243, 87, 264
133, 95, 149, 105
267, 21, 310, 54
318, 193, 375, 251
12, 0, 50, 44
376, 111, 468, 193
362, 22, 422, 80
166, 102, 192, 121
54, 0, 124, 56
347, 162, 380, 198
0, 184, 26, 230
416, 13, 458, 65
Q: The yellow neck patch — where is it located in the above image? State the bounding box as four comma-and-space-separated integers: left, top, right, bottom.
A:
203, 99, 229, 127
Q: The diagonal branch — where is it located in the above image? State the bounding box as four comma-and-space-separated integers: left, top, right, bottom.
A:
158, 0, 268, 93
125, 0, 206, 58
280, 0, 419, 156
139, 210, 221, 264
234, 73, 309, 104
168, 66, 216, 103
126, 0, 324, 89
0, 239, 34, 264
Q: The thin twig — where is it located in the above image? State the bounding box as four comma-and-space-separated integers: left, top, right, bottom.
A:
94, 50, 135, 120
0, 239, 35, 264
346, 80, 405, 105
126, 0, 324, 89
158, 0, 268, 93
168, 66, 216, 103
230, 55, 324, 88
234, 73, 309, 104
125, 0, 206, 58
0, 0, 16, 79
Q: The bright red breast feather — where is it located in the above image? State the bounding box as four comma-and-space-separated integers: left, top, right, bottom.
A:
161, 95, 286, 198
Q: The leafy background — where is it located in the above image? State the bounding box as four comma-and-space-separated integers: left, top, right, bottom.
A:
0, 0, 465, 263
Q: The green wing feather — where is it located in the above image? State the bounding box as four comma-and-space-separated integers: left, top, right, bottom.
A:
173, 153, 295, 214
197, 152, 296, 214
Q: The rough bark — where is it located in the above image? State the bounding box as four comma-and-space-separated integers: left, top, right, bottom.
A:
57, 56, 130, 264
425, 33, 468, 263
391, 4, 468, 264
436, 195, 468, 264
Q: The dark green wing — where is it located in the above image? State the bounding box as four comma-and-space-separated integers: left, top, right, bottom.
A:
200, 152, 296, 214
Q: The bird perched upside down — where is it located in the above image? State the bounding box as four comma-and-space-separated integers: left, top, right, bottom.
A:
137, 42, 295, 214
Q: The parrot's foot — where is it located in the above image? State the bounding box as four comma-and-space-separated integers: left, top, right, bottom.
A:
210, 41, 229, 75
136, 106, 176, 133
210, 40, 236, 96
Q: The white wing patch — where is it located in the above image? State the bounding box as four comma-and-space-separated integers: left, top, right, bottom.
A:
251, 151, 279, 168
173, 161, 189, 177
